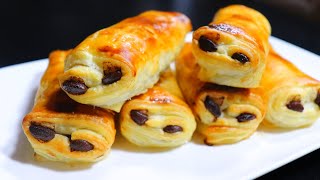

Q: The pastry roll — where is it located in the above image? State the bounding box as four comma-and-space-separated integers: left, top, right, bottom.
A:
22, 51, 116, 163
119, 69, 196, 147
261, 48, 320, 128
59, 10, 192, 112
192, 5, 271, 88
176, 44, 265, 145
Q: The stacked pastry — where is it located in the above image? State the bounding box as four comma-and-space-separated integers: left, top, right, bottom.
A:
21, 5, 320, 164
59, 10, 192, 112
176, 5, 271, 145
119, 69, 196, 147
22, 50, 116, 163
22, 10, 194, 163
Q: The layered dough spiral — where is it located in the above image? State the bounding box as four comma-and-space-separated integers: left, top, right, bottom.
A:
22, 51, 116, 163
192, 5, 271, 88
59, 10, 191, 112
176, 44, 265, 145
261, 48, 320, 128
120, 69, 196, 147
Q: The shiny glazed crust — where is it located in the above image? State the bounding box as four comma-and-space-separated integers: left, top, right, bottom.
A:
22, 51, 116, 163
192, 5, 271, 88
261, 48, 320, 128
120, 69, 196, 147
176, 44, 265, 145
59, 10, 192, 112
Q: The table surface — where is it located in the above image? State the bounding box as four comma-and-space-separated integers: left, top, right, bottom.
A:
1, 0, 320, 179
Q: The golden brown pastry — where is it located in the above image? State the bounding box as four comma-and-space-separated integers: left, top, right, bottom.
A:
59, 10, 192, 112
261, 48, 320, 128
120, 69, 196, 147
22, 51, 116, 163
176, 44, 265, 145
192, 5, 271, 88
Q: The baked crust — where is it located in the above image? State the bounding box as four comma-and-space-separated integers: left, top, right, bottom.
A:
22, 50, 116, 163
192, 5, 271, 88
176, 43, 265, 145
261, 47, 320, 128
59, 10, 192, 112
120, 69, 196, 147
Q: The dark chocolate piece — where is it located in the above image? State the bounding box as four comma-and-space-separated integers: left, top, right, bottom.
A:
29, 123, 55, 142
102, 68, 122, 85
236, 113, 256, 122
163, 125, 183, 133
286, 100, 304, 112
198, 35, 217, 52
62, 77, 88, 95
231, 52, 249, 64
70, 139, 94, 152
130, 110, 148, 125
204, 96, 221, 118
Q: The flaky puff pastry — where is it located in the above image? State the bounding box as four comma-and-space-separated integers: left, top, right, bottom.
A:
176, 44, 265, 145
120, 69, 196, 147
59, 11, 191, 112
261, 48, 320, 128
22, 51, 116, 163
192, 5, 271, 88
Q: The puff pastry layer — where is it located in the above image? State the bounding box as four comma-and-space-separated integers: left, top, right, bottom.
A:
192, 5, 271, 88
176, 44, 265, 145
261, 48, 320, 128
120, 69, 196, 147
22, 51, 116, 163
59, 10, 191, 112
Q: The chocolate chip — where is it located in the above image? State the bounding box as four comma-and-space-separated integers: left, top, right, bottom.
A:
198, 35, 217, 52
29, 123, 55, 142
231, 52, 249, 64
163, 125, 183, 133
286, 100, 304, 112
102, 68, 122, 85
130, 110, 148, 125
315, 91, 320, 107
62, 77, 88, 95
236, 113, 256, 122
204, 96, 221, 118
70, 139, 94, 152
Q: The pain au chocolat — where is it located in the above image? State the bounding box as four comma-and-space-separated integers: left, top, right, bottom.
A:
59, 10, 191, 112
22, 51, 116, 163
192, 5, 271, 88
261, 47, 320, 128
176, 44, 265, 145
120, 69, 196, 147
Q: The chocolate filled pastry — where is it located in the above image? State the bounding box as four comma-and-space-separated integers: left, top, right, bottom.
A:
176, 44, 265, 145
192, 5, 271, 88
119, 69, 196, 147
59, 10, 192, 112
22, 51, 116, 163
261, 48, 320, 128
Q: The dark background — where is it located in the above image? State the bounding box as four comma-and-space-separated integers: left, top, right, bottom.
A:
0, 0, 319, 67
1, 0, 320, 178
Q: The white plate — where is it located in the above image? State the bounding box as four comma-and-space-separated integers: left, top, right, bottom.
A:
0, 35, 320, 180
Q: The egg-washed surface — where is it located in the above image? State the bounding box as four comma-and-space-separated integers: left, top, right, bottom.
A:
22, 50, 116, 163
261, 47, 320, 128
59, 10, 192, 112
120, 69, 196, 147
192, 5, 271, 88
176, 43, 265, 145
